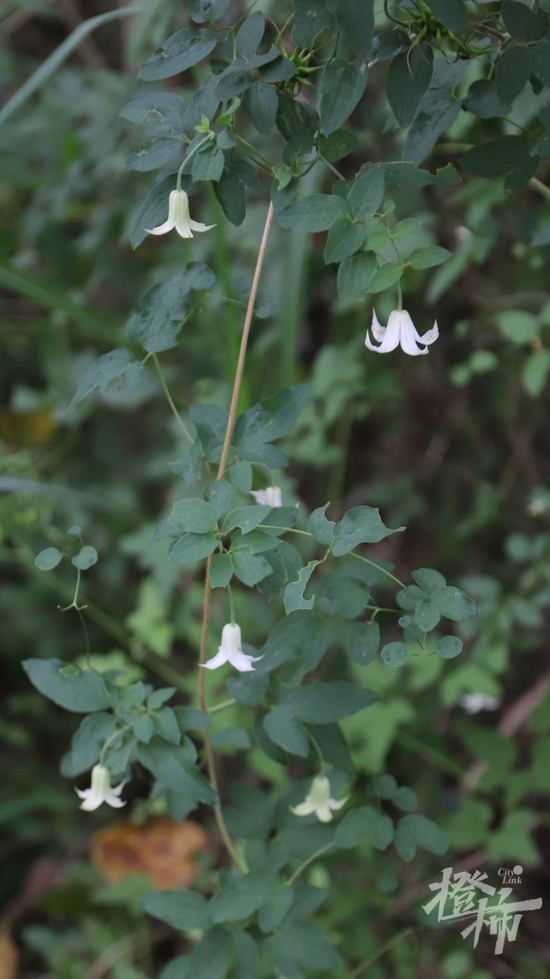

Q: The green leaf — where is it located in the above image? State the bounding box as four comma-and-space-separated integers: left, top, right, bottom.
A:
414, 600, 441, 631
151, 707, 181, 745
463, 80, 508, 119
61, 712, 116, 777
236, 11, 265, 59
522, 350, 550, 397
501, 0, 541, 41
133, 714, 155, 744
264, 705, 310, 756
120, 92, 186, 138
337, 252, 377, 299
432, 585, 475, 621
411, 567, 446, 592
317, 574, 369, 619
405, 88, 461, 165
319, 59, 369, 135
215, 64, 254, 99
326, 0, 374, 57
265, 920, 342, 974
23, 659, 110, 712
127, 265, 215, 353
335, 806, 394, 850
276, 193, 347, 231
437, 635, 463, 659
381, 642, 408, 667
185, 927, 233, 979
71, 545, 98, 570
293, 0, 335, 46
231, 550, 272, 586
495, 47, 531, 105
410, 246, 451, 269
169, 533, 218, 564
170, 499, 219, 534
35, 547, 63, 571
284, 561, 317, 614
235, 385, 308, 444
425, 0, 466, 34
243, 82, 278, 136
308, 504, 336, 544
192, 143, 224, 182
209, 553, 233, 588
332, 505, 402, 555
531, 41, 550, 86
137, 739, 218, 806
125, 136, 180, 172
348, 621, 380, 666
347, 168, 385, 220
324, 216, 366, 264
460, 137, 531, 177
190, 0, 231, 23
232, 931, 260, 978
139, 28, 217, 81
386, 46, 434, 128
140, 889, 207, 930
282, 681, 378, 723
319, 128, 357, 163
223, 505, 272, 535
394, 813, 448, 861
369, 263, 404, 293
69, 349, 136, 409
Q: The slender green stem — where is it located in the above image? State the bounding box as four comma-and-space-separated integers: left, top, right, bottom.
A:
396, 731, 466, 777
209, 698, 238, 715
235, 135, 275, 171
365, 605, 400, 614
99, 724, 134, 765
348, 927, 415, 979
227, 583, 236, 625
151, 353, 194, 443
319, 155, 345, 180
286, 843, 335, 886
349, 552, 406, 589
397, 279, 403, 311
177, 134, 214, 188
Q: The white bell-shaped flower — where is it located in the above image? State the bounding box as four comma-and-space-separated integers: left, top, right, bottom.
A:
250, 486, 282, 507
290, 775, 349, 823
460, 692, 500, 714
76, 763, 126, 812
365, 309, 439, 356
202, 622, 262, 673
146, 188, 215, 239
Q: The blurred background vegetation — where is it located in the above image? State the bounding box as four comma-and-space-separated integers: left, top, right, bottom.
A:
1, 1, 550, 976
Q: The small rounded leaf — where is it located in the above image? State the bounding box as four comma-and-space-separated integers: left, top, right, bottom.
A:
381, 642, 408, 668
71, 546, 98, 570
437, 635, 463, 659
35, 547, 63, 571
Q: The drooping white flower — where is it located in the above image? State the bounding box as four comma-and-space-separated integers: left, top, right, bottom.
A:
76, 764, 126, 812
290, 775, 349, 823
460, 692, 500, 714
250, 486, 282, 507
202, 622, 262, 673
145, 189, 215, 239
365, 309, 439, 356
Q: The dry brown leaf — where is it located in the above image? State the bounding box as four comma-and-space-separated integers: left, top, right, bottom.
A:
0, 930, 18, 979
90, 816, 209, 888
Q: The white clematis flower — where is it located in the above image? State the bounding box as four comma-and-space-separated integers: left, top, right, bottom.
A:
145, 188, 215, 239
76, 764, 126, 812
202, 622, 262, 673
365, 309, 439, 356
460, 692, 500, 714
290, 775, 349, 823
250, 486, 282, 507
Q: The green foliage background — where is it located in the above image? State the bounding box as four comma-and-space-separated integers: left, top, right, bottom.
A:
1, 0, 550, 976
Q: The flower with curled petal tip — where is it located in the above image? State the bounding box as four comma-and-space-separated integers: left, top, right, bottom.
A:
146, 189, 215, 239
250, 486, 282, 507
76, 764, 126, 812
365, 309, 439, 356
290, 775, 349, 823
202, 622, 262, 673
